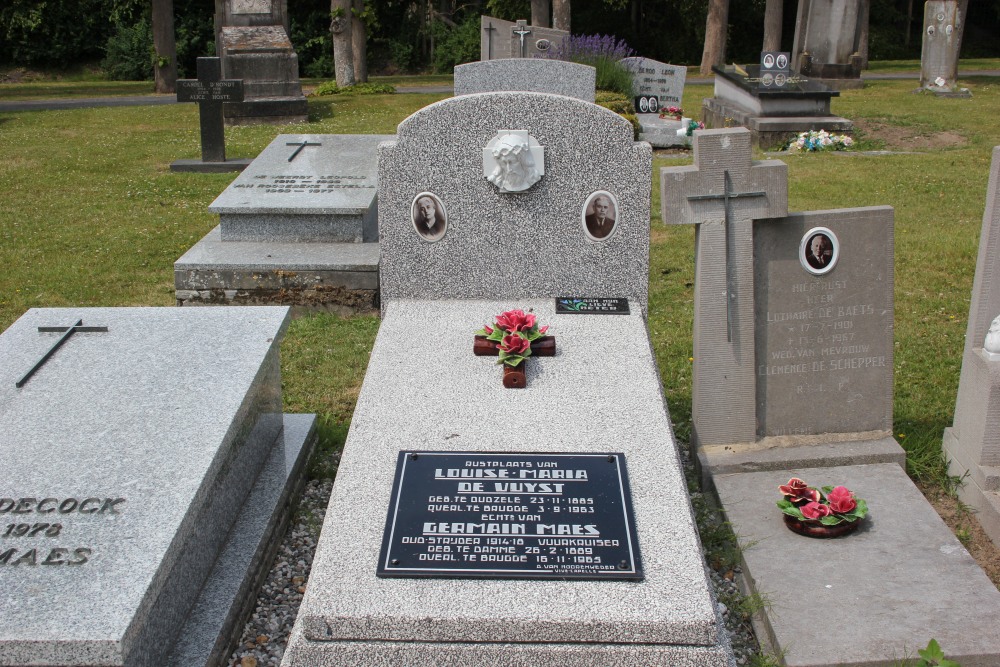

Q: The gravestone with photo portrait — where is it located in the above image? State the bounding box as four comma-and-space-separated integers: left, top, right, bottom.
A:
281, 89, 737, 666
621, 56, 689, 148
479, 16, 569, 61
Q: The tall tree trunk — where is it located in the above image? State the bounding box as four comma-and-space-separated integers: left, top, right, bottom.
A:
331, 0, 355, 86
762, 0, 783, 52
955, 0, 969, 57
905, 0, 914, 47
700, 0, 729, 76
152, 0, 177, 93
552, 0, 570, 32
532, 0, 550, 27
352, 0, 367, 82
857, 0, 870, 69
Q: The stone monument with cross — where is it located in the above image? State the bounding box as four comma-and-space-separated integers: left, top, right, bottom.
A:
662, 127, 903, 474
479, 15, 568, 61
171, 57, 252, 173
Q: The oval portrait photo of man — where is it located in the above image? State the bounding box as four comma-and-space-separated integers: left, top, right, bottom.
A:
411, 192, 447, 242
799, 227, 839, 275
582, 191, 619, 242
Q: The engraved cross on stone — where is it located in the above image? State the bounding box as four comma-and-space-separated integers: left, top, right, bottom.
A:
660, 128, 788, 446
16, 319, 109, 388
286, 140, 322, 162
512, 20, 532, 58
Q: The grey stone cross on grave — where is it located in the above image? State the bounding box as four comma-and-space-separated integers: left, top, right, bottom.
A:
661, 127, 787, 446
176, 57, 245, 163
16, 319, 108, 388
512, 20, 532, 57
483, 21, 497, 59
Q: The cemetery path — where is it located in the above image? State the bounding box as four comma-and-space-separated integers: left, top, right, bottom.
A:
4, 70, 998, 113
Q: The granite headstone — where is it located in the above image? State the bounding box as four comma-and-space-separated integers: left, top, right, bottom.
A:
0, 306, 315, 667
453, 58, 596, 102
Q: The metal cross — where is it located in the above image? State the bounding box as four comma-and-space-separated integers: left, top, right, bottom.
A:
16, 320, 109, 388
686, 170, 766, 342
286, 140, 322, 162
512, 21, 532, 58
484, 21, 497, 59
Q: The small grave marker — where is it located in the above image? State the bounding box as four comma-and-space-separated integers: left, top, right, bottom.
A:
171, 57, 250, 172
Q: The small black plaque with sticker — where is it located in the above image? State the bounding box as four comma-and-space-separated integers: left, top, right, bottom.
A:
555, 297, 630, 315
377, 451, 642, 580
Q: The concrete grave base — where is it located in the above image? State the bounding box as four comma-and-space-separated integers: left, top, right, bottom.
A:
637, 115, 690, 148
169, 158, 253, 173
714, 463, 1000, 667
945, 427, 1000, 550
282, 299, 735, 666
175, 226, 379, 312
701, 97, 852, 150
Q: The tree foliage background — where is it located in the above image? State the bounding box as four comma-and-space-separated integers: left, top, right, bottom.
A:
2, 0, 999, 78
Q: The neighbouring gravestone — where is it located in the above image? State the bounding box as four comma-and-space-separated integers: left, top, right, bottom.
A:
281, 91, 736, 665
920, 0, 971, 97
215, 0, 307, 125
170, 57, 252, 173
454, 59, 596, 102
480, 16, 569, 60
791, 0, 865, 88
0, 306, 315, 667
175, 133, 392, 311
661, 128, 903, 470
621, 56, 689, 148
944, 146, 1000, 546
665, 130, 1000, 667
702, 63, 852, 150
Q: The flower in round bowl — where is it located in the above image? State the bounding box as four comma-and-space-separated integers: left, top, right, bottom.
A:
777, 477, 869, 538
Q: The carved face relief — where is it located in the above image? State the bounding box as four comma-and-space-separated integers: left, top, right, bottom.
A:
483, 130, 544, 193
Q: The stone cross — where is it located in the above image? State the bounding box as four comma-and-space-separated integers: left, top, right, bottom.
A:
16, 320, 109, 388
176, 57, 245, 163
483, 21, 497, 60
512, 20, 532, 58
285, 140, 322, 162
660, 128, 787, 446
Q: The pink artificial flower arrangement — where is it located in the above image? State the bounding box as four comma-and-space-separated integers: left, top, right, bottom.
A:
777, 477, 868, 526
476, 309, 550, 368
660, 105, 684, 119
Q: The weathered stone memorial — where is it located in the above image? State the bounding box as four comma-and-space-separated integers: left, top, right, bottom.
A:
0, 306, 315, 667
454, 58, 596, 102
170, 57, 252, 173
664, 129, 1000, 666
480, 15, 568, 60
791, 0, 865, 88
621, 56, 689, 148
176, 133, 392, 310
920, 0, 971, 97
944, 146, 1000, 546
215, 0, 308, 125
702, 63, 852, 149
281, 91, 737, 665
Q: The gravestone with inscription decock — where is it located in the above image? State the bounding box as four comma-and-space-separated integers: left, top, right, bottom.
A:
281, 91, 735, 665
176, 133, 393, 311
0, 306, 315, 667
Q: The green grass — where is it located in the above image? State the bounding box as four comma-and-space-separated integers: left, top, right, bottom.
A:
1, 71, 999, 495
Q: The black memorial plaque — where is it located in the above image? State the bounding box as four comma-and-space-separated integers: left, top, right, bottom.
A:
377, 451, 643, 580
555, 297, 630, 315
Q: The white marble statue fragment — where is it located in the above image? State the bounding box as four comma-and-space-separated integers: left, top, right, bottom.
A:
984, 315, 1000, 360
483, 130, 544, 193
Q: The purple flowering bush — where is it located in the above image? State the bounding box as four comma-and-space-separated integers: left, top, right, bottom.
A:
539, 33, 636, 98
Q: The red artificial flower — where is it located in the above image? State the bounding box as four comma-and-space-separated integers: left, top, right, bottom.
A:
779, 478, 820, 505
483, 324, 493, 335
827, 486, 857, 514
538, 325, 549, 335
496, 309, 536, 333
499, 334, 530, 356
800, 501, 833, 520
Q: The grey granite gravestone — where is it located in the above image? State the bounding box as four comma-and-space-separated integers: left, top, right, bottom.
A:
281, 301, 735, 666
454, 59, 596, 102
791, 0, 864, 88
378, 91, 652, 314
480, 15, 569, 60
175, 133, 392, 310
920, 1, 971, 97
171, 57, 252, 173
0, 306, 315, 667
944, 146, 1000, 547
661, 129, 904, 473
621, 56, 690, 148
702, 65, 852, 150
215, 0, 307, 125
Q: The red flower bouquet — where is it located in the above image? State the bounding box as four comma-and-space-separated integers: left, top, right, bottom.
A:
777, 477, 868, 537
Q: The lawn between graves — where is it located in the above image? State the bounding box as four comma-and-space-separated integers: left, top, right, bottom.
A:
0, 74, 997, 523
